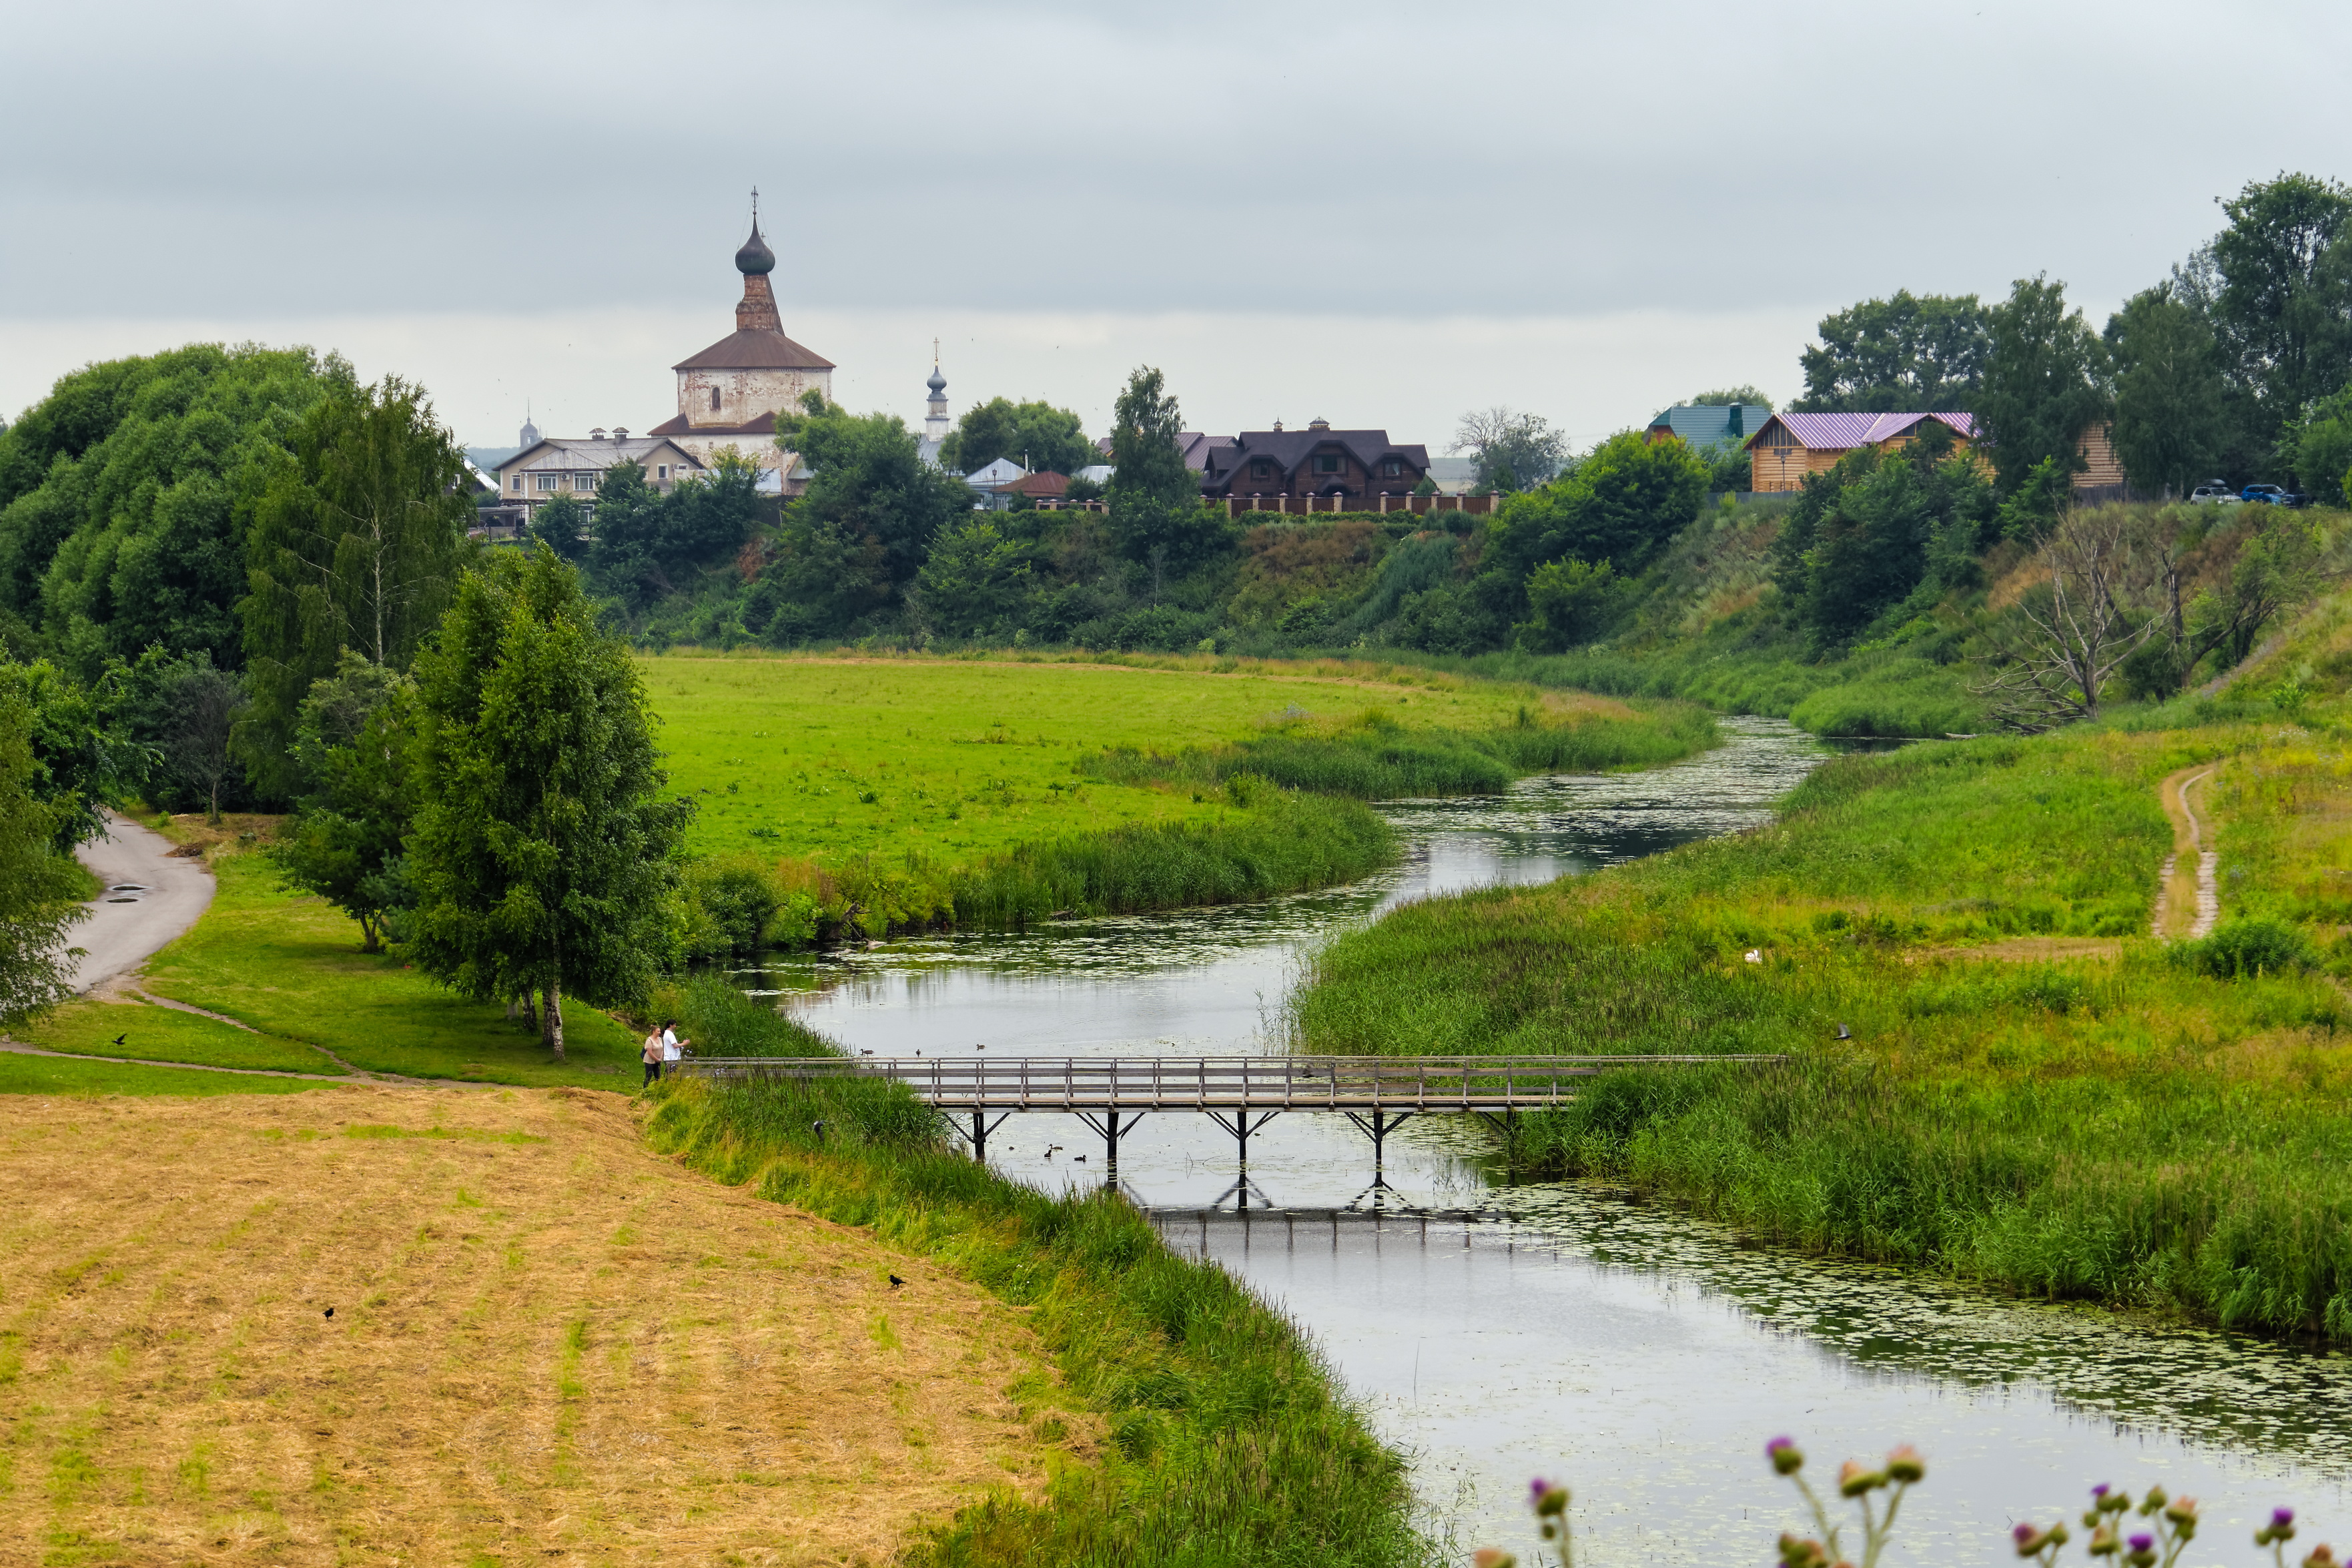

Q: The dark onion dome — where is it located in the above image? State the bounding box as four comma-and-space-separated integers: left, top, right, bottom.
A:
735, 221, 775, 276
927, 366, 947, 395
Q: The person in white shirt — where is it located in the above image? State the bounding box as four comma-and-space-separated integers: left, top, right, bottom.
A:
661, 1022, 689, 1072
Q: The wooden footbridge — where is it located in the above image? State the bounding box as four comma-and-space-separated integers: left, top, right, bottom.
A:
671, 1054, 1784, 1172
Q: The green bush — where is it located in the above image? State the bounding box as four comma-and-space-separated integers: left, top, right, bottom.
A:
2173, 917, 2313, 979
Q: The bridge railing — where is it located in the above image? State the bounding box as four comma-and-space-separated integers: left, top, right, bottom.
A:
668, 1053, 1781, 1108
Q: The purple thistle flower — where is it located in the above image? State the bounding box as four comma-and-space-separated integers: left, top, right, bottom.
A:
1530, 1477, 1550, 1505
2275, 1509, 2297, 1530
2014, 1525, 2040, 1545
2093, 1485, 2112, 1499
2130, 1535, 2154, 1553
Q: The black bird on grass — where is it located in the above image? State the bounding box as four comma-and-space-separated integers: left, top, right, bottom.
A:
323, 1307, 334, 1318
888, 1274, 905, 1289
811, 1120, 826, 1136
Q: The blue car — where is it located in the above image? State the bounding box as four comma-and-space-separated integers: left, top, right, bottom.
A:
2241, 484, 2307, 506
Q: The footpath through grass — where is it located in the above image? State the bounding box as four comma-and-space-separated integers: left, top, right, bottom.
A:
1291, 707, 2352, 1340
646, 977, 1429, 1568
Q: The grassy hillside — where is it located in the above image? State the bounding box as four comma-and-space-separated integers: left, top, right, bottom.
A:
1288, 585, 2352, 1338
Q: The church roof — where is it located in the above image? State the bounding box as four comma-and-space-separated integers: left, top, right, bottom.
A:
674, 328, 835, 372
644, 409, 781, 438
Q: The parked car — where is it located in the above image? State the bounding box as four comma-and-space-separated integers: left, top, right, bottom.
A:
2243, 484, 2289, 504
2189, 482, 2241, 504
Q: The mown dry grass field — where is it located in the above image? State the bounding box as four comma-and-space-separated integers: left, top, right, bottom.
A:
0, 1085, 1086, 1565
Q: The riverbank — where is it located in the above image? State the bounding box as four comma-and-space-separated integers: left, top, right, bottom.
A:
1289, 710, 2352, 1340
647, 978, 1429, 1568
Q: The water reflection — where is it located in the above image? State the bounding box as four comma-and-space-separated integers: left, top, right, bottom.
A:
729, 717, 2352, 1561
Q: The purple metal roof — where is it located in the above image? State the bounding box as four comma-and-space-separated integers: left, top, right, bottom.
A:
1751, 411, 1976, 449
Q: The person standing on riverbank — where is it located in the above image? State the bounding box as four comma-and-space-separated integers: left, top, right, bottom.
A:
642, 1028, 664, 1088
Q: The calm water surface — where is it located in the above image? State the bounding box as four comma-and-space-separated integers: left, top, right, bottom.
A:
737, 719, 2352, 1563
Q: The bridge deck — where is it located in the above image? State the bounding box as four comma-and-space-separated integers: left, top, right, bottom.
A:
670, 1053, 1778, 1112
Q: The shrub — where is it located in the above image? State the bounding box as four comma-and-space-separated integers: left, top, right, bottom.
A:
2173, 917, 2313, 979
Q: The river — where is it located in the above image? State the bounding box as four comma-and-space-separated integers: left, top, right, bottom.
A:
735, 717, 2352, 1565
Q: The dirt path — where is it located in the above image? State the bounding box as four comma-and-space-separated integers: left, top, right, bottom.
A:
2154, 765, 2223, 940
0, 1086, 1078, 1563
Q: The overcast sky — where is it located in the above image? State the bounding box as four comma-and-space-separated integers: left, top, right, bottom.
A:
5, 0, 2349, 450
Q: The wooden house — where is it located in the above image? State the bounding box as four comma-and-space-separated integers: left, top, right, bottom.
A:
1744, 412, 1982, 492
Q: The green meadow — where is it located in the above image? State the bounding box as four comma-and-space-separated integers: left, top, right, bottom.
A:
639, 649, 1689, 865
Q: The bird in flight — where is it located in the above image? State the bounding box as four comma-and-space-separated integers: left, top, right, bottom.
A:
112, 1034, 126, 1046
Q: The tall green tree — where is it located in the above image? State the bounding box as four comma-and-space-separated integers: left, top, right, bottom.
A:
769, 396, 971, 631
1486, 430, 1710, 593
0, 665, 85, 1024
273, 653, 414, 952
936, 398, 1094, 476
2289, 385, 2352, 506
405, 546, 691, 1058
1793, 292, 1990, 412
2105, 283, 2229, 498
0, 344, 342, 677
240, 376, 472, 798
1978, 276, 2112, 494
1689, 386, 1776, 410
1106, 367, 1229, 571
2207, 172, 2352, 467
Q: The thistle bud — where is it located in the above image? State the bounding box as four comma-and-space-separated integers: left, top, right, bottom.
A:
1778, 1532, 1828, 1568
2302, 1545, 2339, 1568
2089, 1524, 2120, 1557
1530, 1479, 1569, 1519
1768, 1435, 1806, 1476
2138, 1487, 2168, 1516
2259, 1509, 2299, 1547
1838, 1460, 1886, 1498
1885, 1445, 1926, 1484
2101, 1488, 2132, 1516
1473, 1550, 1517, 1568
2014, 1523, 2049, 1558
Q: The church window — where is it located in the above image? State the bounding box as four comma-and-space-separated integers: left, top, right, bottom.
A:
710, 387, 722, 411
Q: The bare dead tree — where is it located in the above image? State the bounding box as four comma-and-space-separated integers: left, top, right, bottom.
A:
1972, 508, 2165, 733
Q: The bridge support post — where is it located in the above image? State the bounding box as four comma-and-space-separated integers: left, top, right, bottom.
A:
1340, 1107, 1417, 1172
1204, 1110, 1282, 1173
943, 1109, 1010, 1164
1073, 1109, 1144, 1178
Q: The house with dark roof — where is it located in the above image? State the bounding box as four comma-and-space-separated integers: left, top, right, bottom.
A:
493, 434, 707, 520
1743, 412, 1983, 492
1194, 420, 1429, 501
1645, 404, 1772, 455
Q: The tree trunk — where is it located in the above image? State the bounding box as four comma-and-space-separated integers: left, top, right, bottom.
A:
541, 984, 564, 1060
358, 912, 382, 954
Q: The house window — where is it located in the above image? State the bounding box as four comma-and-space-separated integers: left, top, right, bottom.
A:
1251, 459, 1272, 479
512, 475, 524, 491
536, 474, 558, 492
710, 387, 722, 411
1381, 459, 1401, 478
657, 464, 669, 479
1314, 454, 1342, 474
574, 474, 595, 490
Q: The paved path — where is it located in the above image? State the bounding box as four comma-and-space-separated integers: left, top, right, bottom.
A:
65, 814, 216, 994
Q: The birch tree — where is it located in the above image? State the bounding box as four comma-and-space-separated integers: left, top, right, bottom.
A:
239, 376, 472, 797
404, 546, 690, 1060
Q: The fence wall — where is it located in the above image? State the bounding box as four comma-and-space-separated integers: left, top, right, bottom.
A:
1035, 493, 1499, 518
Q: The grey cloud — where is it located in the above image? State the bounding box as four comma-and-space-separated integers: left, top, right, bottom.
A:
4, 0, 2349, 326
